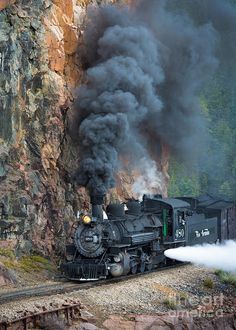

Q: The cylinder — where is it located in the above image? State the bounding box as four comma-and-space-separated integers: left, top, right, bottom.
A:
109, 263, 124, 277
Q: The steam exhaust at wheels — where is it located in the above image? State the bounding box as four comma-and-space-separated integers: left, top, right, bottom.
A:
164, 240, 236, 273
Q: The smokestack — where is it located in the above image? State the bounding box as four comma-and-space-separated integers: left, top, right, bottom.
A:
90, 194, 104, 220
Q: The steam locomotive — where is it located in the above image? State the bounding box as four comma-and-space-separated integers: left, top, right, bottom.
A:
60, 194, 236, 281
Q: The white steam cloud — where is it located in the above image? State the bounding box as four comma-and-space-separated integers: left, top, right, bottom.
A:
132, 158, 164, 200
164, 240, 236, 273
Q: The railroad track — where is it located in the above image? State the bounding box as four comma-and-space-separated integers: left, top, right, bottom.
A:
0, 262, 188, 305
0, 262, 188, 329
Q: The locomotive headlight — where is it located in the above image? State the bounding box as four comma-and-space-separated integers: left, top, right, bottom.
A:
82, 215, 92, 225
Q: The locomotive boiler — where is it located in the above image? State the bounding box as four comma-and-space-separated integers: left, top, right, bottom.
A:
60, 193, 227, 281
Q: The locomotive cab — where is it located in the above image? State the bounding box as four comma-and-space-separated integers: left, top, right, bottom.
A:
142, 196, 190, 246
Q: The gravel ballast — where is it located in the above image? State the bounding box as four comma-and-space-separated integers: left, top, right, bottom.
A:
0, 264, 235, 324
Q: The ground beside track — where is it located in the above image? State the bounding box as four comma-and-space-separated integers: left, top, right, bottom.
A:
69, 264, 236, 315
0, 264, 235, 329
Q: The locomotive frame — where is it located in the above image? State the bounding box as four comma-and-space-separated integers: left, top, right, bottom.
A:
60, 193, 236, 281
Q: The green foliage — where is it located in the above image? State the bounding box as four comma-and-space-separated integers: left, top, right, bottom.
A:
163, 298, 178, 310
168, 67, 236, 199
178, 291, 188, 300
215, 270, 236, 287
203, 277, 214, 289
19, 255, 55, 272
0, 251, 55, 273
214, 269, 225, 276
221, 273, 236, 287
219, 181, 233, 197
1, 259, 16, 269
166, 3, 236, 199
0, 248, 15, 260
168, 159, 201, 197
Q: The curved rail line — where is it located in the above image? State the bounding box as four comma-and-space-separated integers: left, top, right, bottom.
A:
0, 262, 188, 306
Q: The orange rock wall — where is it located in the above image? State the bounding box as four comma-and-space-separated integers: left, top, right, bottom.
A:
0, 0, 169, 255
0, 0, 85, 255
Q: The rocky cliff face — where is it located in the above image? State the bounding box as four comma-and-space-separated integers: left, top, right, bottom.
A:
0, 0, 169, 256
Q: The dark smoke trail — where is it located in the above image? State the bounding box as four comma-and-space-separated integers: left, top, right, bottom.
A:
72, 0, 235, 195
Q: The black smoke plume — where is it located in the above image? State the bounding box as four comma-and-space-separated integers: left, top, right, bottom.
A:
72, 0, 234, 196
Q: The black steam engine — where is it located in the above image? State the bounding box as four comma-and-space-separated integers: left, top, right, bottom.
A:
60, 194, 236, 281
